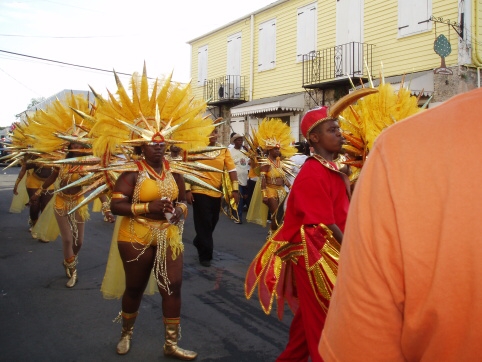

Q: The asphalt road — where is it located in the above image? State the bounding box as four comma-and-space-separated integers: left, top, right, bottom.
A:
0, 166, 293, 362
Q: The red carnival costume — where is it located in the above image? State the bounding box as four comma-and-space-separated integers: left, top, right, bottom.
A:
245, 98, 373, 361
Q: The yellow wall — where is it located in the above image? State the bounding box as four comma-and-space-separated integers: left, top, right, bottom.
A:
190, 0, 465, 101
190, 1, 325, 101
190, 18, 252, 101
365, 0, 459, 77
474, 0, 482, 64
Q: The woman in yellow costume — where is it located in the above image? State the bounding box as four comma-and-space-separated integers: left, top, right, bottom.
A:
8, 121, 35, 215
89, 66, 213, 359
246, 118, 296, 232
29, 93, 113, 287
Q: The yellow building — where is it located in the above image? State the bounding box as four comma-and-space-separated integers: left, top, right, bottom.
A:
188, 0, 481, 143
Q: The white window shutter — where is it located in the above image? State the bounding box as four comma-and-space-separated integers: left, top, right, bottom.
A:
258, 19, 276, 71
399, 0, 431, 36
197, 45, 208, 86
297, 3, 317, 62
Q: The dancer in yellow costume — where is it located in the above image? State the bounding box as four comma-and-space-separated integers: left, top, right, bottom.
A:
246, 118, 297, 232
89, 66, 214, 359
28, 93, 113, 287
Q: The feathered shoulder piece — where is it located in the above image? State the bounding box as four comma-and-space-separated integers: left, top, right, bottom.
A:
340, 79, 428, 182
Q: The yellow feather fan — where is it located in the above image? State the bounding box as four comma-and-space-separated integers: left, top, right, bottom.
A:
339, 82, 422, 182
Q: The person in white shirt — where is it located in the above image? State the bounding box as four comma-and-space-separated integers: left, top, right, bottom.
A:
229, 133, 250, 224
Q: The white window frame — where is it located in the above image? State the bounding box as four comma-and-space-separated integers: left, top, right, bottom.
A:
398, 0, 432, 37
197, 45, 208, 86
258, 18, 276, 72
297, 3, 317, 62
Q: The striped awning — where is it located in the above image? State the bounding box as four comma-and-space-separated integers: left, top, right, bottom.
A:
230, 92, 305, 117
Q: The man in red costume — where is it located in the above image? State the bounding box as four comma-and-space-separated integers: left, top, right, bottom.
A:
245, 106, 350, 362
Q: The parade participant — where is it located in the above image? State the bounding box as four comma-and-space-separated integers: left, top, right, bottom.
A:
165, 144, 183, 162
286, 141, 310, 186
246, 118, 296, 232
245, 89, 378, 362
16, 155, 55, 230
89, 67, 213, 359
186, 125, 239, 267
228, 133, 250, 224
8, 122, 33, 215
278, 107, 350, 362
319, 88, 482, 362
30, 142, 95, 286
28, 92, 105, 286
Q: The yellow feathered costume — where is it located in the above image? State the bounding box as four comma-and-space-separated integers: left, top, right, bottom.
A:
86, 65, 216, 298
246, 118, 297, 228
340, 82, 424, 182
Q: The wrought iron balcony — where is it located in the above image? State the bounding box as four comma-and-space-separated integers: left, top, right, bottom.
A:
203, 75, 247, 104
302, 42, 374, 88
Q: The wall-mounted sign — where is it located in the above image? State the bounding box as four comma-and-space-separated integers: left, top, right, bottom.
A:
433, 34, 453, 75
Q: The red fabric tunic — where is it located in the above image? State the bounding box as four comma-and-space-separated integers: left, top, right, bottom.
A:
245, 155, 349, 362
279, 157, 349, 243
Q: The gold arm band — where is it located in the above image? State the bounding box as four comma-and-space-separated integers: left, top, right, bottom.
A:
261, 189, 268, 198
101, 201, 110, 212
131, 203, 149, 216
176, 202, 188, 218
112, 192, 128, 199
185, 183, 191, 191
232, 181, 239, 191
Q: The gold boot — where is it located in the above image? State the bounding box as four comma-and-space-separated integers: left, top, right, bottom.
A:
116, 311, 138, 355
63, 260, 72, 278
64, 256, 78, 288
163, 317, 197, 360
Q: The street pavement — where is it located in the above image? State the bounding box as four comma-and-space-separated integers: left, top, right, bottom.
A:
0, 166, 293, 362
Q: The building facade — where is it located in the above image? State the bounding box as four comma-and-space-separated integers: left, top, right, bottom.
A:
188, 0, 481, 143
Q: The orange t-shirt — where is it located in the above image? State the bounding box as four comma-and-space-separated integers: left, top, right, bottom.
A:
187, 148, 236, 198
319, 87, 482, 361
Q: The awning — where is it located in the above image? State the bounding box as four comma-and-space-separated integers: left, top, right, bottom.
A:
357, 71, 434, 96
230, 92, 305, 117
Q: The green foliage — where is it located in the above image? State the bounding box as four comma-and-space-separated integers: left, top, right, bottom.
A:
27, 97, 46, 109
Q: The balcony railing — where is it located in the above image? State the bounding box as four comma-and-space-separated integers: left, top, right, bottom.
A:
203, 75, 247, 103
302, 42, 374, 87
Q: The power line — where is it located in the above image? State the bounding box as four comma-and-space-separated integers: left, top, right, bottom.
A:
0, 66, 42, 95
0, 49, 142, 78
0, 34, 137, 39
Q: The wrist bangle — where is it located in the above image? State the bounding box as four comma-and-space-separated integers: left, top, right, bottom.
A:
34, 189, 43, 196
175, 202, 188, 218
101, 201, 110, 212
131, 203, 149, 216
232, 181, 239, 191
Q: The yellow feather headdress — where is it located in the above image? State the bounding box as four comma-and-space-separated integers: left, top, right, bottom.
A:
89, 64, 214, 158
254, 118, 297, 158
27, 92, 95, 155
